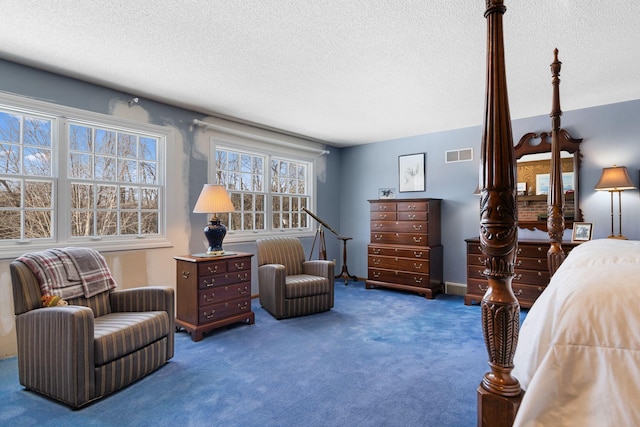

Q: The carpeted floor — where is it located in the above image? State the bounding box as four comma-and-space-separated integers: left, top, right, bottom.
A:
0, 281, 508, 427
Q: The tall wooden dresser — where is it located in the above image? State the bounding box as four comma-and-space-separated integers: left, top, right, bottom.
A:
464, 238, 580, 308
174, 252, 255, 342
366, 198, 443, 298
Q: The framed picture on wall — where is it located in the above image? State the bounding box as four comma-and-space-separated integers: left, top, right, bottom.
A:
572, 222, 593, 242
398, 153, 426, 192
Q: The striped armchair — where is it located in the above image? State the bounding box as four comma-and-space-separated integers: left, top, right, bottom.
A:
10, 251, 174, 408
256, 237, 335, 319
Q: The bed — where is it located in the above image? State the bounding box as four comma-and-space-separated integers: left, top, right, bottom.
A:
477, 1, 639, 426
512, 239, 640, 426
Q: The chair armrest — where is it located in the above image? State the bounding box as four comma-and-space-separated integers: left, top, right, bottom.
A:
303, 260, 335, 281
258, 264, 286, 317
15, 306, 95, 407
110, 286, 174, 315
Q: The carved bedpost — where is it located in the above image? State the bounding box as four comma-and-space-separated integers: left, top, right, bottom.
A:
547, 49, 566, 276
477, 1, 522, 426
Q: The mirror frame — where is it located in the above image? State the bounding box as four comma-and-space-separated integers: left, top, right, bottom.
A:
515, 129, 583, 231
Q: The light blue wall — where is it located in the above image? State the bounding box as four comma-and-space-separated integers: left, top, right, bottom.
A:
0, 58, 343, 270
339, 100, 640, 285
1, 58, 639, 290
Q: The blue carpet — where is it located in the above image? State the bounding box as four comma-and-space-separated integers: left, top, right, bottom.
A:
0, 281, 509, 427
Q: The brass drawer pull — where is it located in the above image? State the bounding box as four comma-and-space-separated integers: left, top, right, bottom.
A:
204, 279, 216, 287
537, 259, 543, 264
207, 265, 219, 274
373, 271, 381, 278
537, 272, 542, 276
182, 271, 190, 279
407, 214, 416, 220
517, 248, 522, 255
515, 260, 522, 267
374, 234, 383, 241
413, 263, 423, 269
239, 287, 248, 295
379, 214, 387, 219
413, 251, 423, 258
513, 274, 522, 281
412, 224, 422, 230
205, 310, 216, 319
412, 236, 422, 243
374, 223, 382, 229
373, 248, 381, 254
537, 286, 545, 292
234, 262, 245, 270
380, 206, 387, 211
413, 276, 423, 284
514, 289, 522, 296
238, 302, 248, 310
203, 293, 215, 302
373, 258, 381, 265
408, 204, 417, 210
478, 284, 488, 292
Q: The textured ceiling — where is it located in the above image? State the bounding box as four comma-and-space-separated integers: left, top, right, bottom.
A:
1, 1, 639, 146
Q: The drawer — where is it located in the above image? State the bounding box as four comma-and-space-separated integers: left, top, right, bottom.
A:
370, 211, 397, 221
396, 201, 428, 212
227, 257, 250, 272
513, 269, 548, 285
199, 271, 251, 289
199, 282, 251, 306
368, 255, 430, 273
369, 245, 430, 259
371, 232, 429, 246
371, 221, 428, 232
516, 244, 548, 258
516, 257, 547, 271
368, 268, 431, 288
466, 279, 544, 306
198, 296, 252, 324
397, 211, 428, 221
370, 202, 397, 212
197, 261, 227, 276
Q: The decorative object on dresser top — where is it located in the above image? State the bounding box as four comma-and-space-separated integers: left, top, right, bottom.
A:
174, 252, 254, 342
464, 238, 580, 308
366, 198, 443, 299
594, 165, 637, 240
193, 184, 236, 255
515, 128, 582, 232
256, 237, 335, 320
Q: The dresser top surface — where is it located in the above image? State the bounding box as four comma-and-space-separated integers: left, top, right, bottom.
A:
174, 252, 253, 263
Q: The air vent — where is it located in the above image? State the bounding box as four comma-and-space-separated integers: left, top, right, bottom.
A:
445, 148, 473, 163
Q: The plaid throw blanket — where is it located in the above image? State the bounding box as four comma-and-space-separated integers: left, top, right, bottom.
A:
17, 247, 117, 299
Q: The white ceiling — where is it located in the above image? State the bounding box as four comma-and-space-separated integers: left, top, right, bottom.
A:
1, 1, 639, 147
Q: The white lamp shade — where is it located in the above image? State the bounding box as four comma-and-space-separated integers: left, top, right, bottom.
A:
193, 184, 235, 214
594, 166, 636, 191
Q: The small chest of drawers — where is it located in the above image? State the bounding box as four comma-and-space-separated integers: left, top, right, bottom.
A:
464, 238, 579, 308
366, 198, 443, 298
174, 252, 254, 342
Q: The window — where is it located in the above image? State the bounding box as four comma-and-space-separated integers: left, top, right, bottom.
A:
214, 144, 312, 237
0, 94, 169, 257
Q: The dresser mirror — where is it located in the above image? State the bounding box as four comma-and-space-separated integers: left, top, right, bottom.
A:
515, 129, 583, 231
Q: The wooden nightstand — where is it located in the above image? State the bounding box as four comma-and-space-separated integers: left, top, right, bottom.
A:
174, 252, 254, 342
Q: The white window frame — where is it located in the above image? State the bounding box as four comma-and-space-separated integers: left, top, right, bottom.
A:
0, 92, 172, 259
208, 134, 320, 243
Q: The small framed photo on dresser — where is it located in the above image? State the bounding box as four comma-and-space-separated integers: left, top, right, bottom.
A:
572, 222, 593, 242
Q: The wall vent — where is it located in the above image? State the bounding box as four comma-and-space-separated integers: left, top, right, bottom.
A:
445, 148, 473, 163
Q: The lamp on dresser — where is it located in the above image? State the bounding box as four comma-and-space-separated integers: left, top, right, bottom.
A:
594, 165, 636, 239
193, 184, 235, 255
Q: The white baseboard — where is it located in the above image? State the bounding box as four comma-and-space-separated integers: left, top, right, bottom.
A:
445, 281, 467, 296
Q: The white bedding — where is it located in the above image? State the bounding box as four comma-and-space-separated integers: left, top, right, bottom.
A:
512, 239, 640, 427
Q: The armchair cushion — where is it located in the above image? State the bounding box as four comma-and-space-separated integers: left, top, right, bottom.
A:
285, 275, 331, 298
93, 311, 169, 365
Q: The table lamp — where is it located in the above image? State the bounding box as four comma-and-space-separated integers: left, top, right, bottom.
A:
594, 165, 636, 239
193, 184, 235, 255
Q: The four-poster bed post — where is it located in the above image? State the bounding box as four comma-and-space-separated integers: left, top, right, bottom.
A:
477, 1, 522, 426
547, 49, 566, 276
